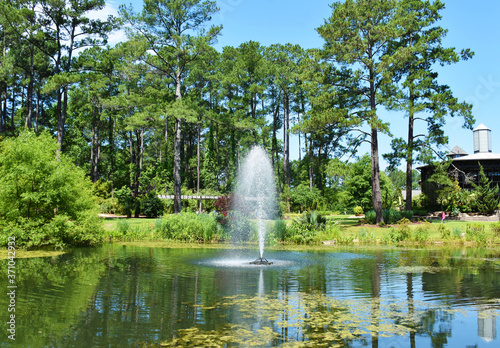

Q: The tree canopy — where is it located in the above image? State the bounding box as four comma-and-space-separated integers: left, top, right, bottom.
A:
0, 0, 481, 229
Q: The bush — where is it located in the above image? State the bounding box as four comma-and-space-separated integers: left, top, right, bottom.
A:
413, 223, 431, 242
364, 210, 376, 224
154, 213, 218, 242
0, 131, 102, 248
272, 219, 288, 241
400, 210, 413, 220
438, 224, 451, 239
465, 223, 488, 243
285, 222, 318, 244
114, 186, 136, 218
364, 209, 402, 225
383, 209, 402, 224
227, 214, 254, 243
389, 218, 412, 242
490, 222, 500, 235
353, 206, 363, 215
452, 227, 464, 239
141, 193, 164, 218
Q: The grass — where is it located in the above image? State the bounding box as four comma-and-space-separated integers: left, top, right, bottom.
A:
102, 217, 158, 231
100, 214, 500, 246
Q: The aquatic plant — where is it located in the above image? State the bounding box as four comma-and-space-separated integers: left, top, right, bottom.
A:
137, 292, 468, 348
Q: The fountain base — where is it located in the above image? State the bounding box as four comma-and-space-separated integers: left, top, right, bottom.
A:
249, 257, 273, 265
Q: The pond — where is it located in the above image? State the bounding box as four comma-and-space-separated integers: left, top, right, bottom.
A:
1, 244, 500, 347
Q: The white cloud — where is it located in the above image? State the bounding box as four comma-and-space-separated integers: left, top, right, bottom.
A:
87, 1, 127, 47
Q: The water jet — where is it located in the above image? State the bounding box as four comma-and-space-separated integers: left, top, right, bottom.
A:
233, 146, 277, 265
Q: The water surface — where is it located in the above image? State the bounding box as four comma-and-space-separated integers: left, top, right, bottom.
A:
1, 245, 499, 347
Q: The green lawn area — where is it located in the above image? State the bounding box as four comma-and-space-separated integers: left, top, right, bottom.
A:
102, 217, 158, 231
100, 213, 500, 245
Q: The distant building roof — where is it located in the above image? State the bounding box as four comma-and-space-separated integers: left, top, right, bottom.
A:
447, 146, 468, 157
451, 152, 500, 161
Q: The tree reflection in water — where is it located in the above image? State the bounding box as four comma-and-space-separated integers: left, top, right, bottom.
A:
0, 245, 498, 347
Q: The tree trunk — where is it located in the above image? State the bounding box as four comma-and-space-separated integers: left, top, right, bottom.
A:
309, 135, 313, 192
284, 93, 290, 187
35, 91, 40, 132
371, 127, 383, 224
173, 59, 183, 214
165, 114, 169, 157
370, 70, 383, 224
26, 44, 34, 128
405, 89, 415, 212
197, 121, 201, 212
173, 117, 182, 213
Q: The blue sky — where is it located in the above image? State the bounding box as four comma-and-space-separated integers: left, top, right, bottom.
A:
106, 0, 500, 167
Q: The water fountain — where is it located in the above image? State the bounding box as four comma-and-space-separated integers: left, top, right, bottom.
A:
232, 146, 277, 265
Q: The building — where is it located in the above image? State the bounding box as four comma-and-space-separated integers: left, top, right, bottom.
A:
419, 124, 500, 194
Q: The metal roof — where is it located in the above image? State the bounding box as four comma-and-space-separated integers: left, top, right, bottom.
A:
451, 152, 500, 161
473, 123, 491, 131
447, 145, 468, 156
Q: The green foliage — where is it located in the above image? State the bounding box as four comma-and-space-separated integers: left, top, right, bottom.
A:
288, 184, 324, 212
413, 223, 431, 242
114, 186, 135, 218
471, 164, 500, 215
227, 214, 254, 243
141, 193, 164, 218
296, 211, 326, 229
0, 131, 102, 248
116, 219, 131, 235
365, 209, 407, 225
452, 227, 464, 239
343, 155, 373, 211
353, 206, 363, 215
465, 223, 487, 244
381, 210, 400, 224
490, 222, 500, 235
272, 219, 288, 242
285, 223, 318, 244
342, 155, 398, 212
438, 224, 451, 240
400, 210, 414, 220
154, 213, 219, 242
389, 218, 412, 242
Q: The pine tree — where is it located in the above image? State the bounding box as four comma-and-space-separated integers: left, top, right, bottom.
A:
472, 164, 499, 215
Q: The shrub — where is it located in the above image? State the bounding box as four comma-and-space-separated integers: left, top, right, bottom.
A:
400, 210, 413, 220
296, 211, 326, 230
353, 206, 363, 215
115, 186, 135, 218
285, 222, 317, 244
438, 224, 451, 239
116, 219, 131, 235
141, 193, 164, 218
272, 219, 288, 241
154, 213, 218, 242
490, 222, 500, 235
364, 209, 402, 225
465, 223, 488, 243
383, 209, 402, 224
390, 218, 412, 242
0, 131, 102, 248
452, 227, 464, 239
364, 210, 376, 224
413, 223, 431, 242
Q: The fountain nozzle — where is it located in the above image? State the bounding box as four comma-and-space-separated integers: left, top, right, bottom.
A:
249, 257, 273, 265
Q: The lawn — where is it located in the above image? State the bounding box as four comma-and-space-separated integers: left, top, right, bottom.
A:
100, 213, 500, 245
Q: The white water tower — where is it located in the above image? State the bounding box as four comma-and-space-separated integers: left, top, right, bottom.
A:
473, 124, 492, 153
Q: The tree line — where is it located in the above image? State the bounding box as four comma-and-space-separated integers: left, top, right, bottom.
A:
0, 0, 474, 223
